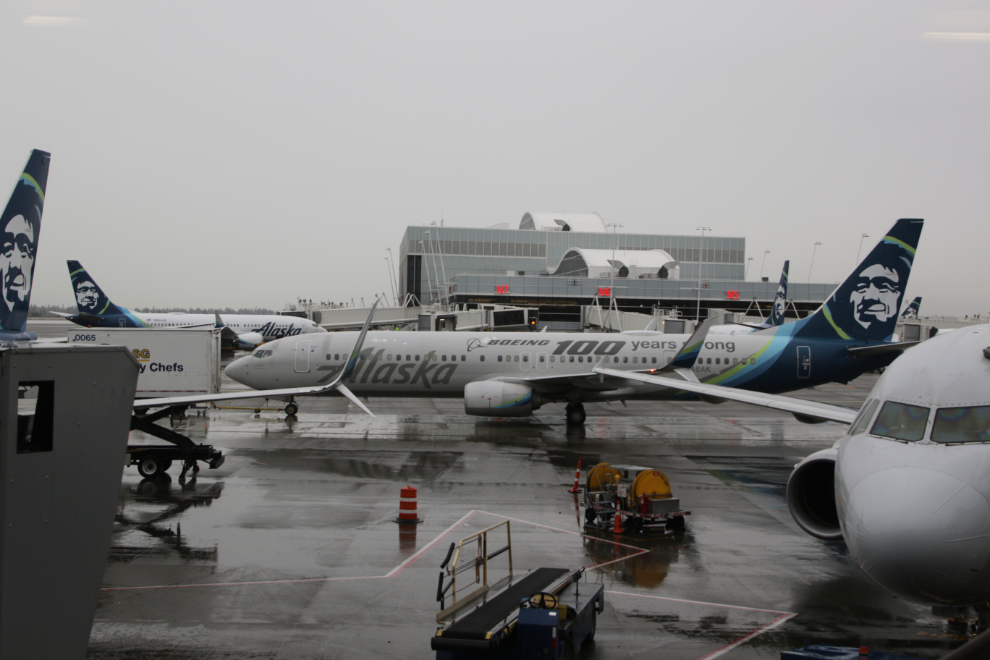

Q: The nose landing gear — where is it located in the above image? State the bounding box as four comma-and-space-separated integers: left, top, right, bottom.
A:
565, 402, 586, 426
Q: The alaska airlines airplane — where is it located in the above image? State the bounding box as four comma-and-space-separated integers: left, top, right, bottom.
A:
708, 260, 790, 335
57, 261, 327, 350
596, 323, 990, 626
0, 150, 49, 343
211, 219, 922, 424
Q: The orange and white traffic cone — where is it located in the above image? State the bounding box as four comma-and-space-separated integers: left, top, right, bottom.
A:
393, 485, 423, 524
568, 456, 583, 493
612, 509, 623, 534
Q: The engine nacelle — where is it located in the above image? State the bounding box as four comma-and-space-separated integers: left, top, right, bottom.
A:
464, 381, 541, 417
235, 332, 265, 350
786, 447, 842, 540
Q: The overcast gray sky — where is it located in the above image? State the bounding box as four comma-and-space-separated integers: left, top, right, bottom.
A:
2, 1, 988, 315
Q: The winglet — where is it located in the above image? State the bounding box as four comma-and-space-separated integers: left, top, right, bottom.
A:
338, 298, 380, 386
668, 318, 713, 370
644, 317, 661, 332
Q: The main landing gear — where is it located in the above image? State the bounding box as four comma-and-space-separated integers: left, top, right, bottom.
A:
284, 398, 299, 416
565, 402, 586, 426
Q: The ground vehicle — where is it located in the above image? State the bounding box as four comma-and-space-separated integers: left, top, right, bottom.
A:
582, 463, 689, 534
69, 328, 225, 476
432, 521, 603, 659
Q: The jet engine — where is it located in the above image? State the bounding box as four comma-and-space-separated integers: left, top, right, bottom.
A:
786, 447, 842, 540
235, 332, 265, 350
464, 381, 541, 417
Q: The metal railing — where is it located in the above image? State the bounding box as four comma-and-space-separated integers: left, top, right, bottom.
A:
436, 520, 512, 613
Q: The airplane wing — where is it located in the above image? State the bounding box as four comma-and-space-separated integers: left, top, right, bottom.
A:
591, 366, 858, 424
497, 319, 713, 393
846, 342, 919, 356
136, 300, 381, 415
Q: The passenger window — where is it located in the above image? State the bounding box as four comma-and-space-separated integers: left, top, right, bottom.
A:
707, 358, 712, 365
406, 355, 411, 361
523, 355, 529, 362
870, 401, 930, 442
514, 355, 519, 362
569, 356, 574, 363
715, 358, 720, 365
441, 355, 446, 361
498, 355, 503, 362
550, 356, 556, 362
461, 356, 466, 362
749, 358, 755, 365
623, 357, 628, 363
578, 356, 584, 363
539, 354, 545, 362
732, 358, 738, 365
335, 354, 340, 360
849, 398, 879, 436
387, 354, 392, 361
416, 355, 420, 360
633, 357, 638, 364
652, 357, 657, 364
480, 355, 485, 362
932, 406, 990, 444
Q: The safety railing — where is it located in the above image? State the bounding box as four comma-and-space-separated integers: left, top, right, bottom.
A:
436, 520, 512, 614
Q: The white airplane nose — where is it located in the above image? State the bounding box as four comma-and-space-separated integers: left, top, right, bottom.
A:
843, 466, 990, 605
225, 357, 250, 385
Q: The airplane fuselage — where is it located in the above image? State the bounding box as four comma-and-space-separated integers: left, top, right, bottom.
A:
68, 311, 324, 342
227, 326, 895, 402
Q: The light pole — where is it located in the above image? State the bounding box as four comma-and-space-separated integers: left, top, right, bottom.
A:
759, 250, 770, 280
386, 247, 399, 305
855, 233, 869, 266
808, 241, 822, 283
696, 226, 711, 321
431, 221, 448, 305
604, 223, 623, 330
419, 240, 434, 304
745, 257, 754, 280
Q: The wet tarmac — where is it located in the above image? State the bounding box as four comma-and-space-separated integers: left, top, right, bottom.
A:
28, 321, 971, 658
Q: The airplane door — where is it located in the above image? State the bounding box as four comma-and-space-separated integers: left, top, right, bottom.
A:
521, 352, 532, 371
295, 340, 311, 373
536, 352, 548, 371
797, 345, 811, 379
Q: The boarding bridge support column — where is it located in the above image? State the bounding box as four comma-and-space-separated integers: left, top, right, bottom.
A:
0, 346, 139, 659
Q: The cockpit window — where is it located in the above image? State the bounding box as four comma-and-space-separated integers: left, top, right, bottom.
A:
931, 406, 990, 444
870, 401, 930, 442
253, 350, 273, 358
849, 398, 879, 436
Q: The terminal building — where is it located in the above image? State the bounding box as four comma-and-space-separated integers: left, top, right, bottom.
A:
398, 212, 833, 331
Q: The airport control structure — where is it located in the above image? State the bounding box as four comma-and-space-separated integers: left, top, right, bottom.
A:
397, 212, 834, 331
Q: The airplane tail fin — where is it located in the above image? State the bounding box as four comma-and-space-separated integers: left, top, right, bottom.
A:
797, 219, 923, 342
769, 261, 789, 326
900, 296, 922, 320
0, 150, 50, 333
67, 260, 126, 318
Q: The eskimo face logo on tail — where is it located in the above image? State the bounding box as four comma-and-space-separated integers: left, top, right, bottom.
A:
825, 235, 914, 341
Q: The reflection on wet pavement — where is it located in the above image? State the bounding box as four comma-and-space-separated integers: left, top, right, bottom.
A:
81, 371, 966, 659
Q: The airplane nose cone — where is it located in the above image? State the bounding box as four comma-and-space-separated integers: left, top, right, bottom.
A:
843, 467, 990, 605
225, 357, 250, 385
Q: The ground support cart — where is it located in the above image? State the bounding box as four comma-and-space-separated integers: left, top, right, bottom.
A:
431, 521, 604, 660
582, 463, 690, 535
128, 405, 224, 477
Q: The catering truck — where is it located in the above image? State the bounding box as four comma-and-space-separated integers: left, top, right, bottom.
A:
67, 328, 222, 397
67, 328, 226, 477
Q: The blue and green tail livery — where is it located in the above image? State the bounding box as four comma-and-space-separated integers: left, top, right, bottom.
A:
0, 150, 50, 338
66, 260, 148, 327
900, 296, 922, 320
799, 219, 923, 342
